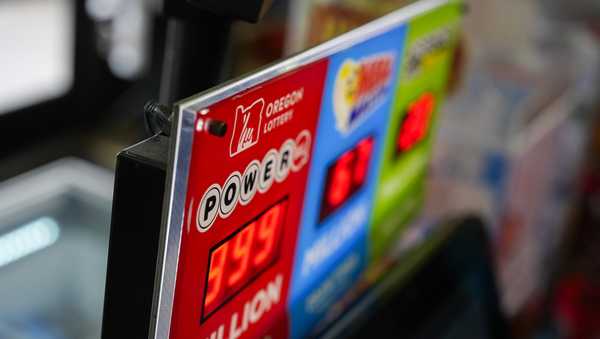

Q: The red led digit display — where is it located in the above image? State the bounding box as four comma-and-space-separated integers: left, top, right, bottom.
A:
320, 136, 374, 221
396, 92, 436, 153
201, 198, 288, 319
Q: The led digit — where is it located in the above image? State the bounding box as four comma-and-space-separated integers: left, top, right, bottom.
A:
227, 222, 256, 288
204, 243, 229, 310
327, 151, 355, 208
253, 204, 282, 267
397, 106, 421, 152
353, 137, 374, 186
397, 92, 436, 153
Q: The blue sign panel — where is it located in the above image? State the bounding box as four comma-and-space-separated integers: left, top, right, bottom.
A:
288, 24, 408, 338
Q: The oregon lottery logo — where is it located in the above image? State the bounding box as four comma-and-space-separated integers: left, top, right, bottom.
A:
333, 53, 394, 133
230, 98, 264, 157
198, 130, 312, 232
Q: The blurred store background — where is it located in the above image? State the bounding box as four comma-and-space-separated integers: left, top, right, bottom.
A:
1, 0, 600, 338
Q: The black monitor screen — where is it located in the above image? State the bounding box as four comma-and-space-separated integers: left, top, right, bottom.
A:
326, 218, 507, 339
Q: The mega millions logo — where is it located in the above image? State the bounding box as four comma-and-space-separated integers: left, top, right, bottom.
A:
333, 53, 394, 133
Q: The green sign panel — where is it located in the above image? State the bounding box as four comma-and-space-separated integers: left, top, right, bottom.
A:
370, 2, 463, 262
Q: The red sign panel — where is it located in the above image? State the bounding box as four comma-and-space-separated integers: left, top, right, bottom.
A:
168, 60, 328, 339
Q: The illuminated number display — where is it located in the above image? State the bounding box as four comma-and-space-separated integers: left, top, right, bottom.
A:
202, 198, 288, 320
319, 136, 374, 221
396, 92, 436, 154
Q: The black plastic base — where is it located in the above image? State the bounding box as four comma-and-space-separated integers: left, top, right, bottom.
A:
101, 135, 169, 339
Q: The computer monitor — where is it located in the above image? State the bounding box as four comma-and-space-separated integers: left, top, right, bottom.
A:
0, 0, 135, 155
325, 217, 508, 339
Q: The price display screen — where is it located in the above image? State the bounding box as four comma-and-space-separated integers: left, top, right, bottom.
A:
202, 198, 288, 319
151, 1, 463, 339
396, 92, 435, 154
320, 136, 374, 221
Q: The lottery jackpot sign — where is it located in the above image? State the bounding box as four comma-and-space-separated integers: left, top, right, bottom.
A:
152, 1, 462, 338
